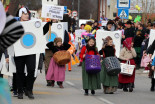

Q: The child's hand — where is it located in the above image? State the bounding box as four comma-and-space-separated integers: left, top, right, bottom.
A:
5, 58, 9, 63
122, 35, 125, 39
152, 66, 155, 71
83, 54, 86, 58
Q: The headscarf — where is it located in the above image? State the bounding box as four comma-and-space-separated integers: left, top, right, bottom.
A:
123, 37, 133, 50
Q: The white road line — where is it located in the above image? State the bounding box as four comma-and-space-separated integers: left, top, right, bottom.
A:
99, 98, 115, 104
65, 81, 75, 86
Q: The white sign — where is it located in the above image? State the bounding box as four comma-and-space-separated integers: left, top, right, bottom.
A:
101, 21, 108, 26
79, 19, 92, 27
30, 10, 39, 20
75, 29, 86, 42
42, 5, 64, 20
148, 29, 155, 59
43, 22, 66, 48
42, 0, 58, 5
14, 20, 46, 56
96, 30, 122, 57
0, 1, 6, 34
117, 0, 130, 9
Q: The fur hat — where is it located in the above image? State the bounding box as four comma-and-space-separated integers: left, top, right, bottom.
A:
54, 37, 62, 44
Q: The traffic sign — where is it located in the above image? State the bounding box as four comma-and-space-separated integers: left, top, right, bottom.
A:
64, 6, 67, 14
118, 9, 129, 19
72, 11, 78, 17
117, 0, 130, 9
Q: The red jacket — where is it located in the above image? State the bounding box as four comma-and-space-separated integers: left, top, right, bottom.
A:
80, 46, 99, 60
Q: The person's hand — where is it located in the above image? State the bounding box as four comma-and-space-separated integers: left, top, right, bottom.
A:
122, 35, 125, 39
83, 54, 86, 58
5, 58, 9, 63
152, 66, 155, 71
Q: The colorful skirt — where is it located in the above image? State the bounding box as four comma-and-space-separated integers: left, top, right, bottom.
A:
100, 62, 118, 93
82, 61, 101, 90
46, 58, 65, 82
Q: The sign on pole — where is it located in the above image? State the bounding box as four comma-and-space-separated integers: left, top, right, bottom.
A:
72, 11, 78, 17
117, 0, 130, 9
42, 5, 64, 20
118, 9, 129, 19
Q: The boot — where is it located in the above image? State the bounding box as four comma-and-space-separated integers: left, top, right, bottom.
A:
18, 93, 23, 99
123, 88, 128, 92
46, 81, 52, 86
59, 82, 64, 88
129, 88, 133, 92
84, 89, 88, 96
91, 90, 95, 95
27, 91, 34, 99
78, 62, 82, 66
51, 80, 55, 87
150, 78, 155, 92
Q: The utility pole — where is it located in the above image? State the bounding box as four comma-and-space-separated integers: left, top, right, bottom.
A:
78, 0, 80, 28
72, 0, 75, 11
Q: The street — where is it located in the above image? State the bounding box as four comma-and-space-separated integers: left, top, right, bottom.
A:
12, 65, 155, 104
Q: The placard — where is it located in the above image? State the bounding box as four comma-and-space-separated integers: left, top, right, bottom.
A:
14, 20, 46, 56
30, 10, 39, 20
0, 1, 6, 34
96, 30, 122, 57
42, 0, 58, 5
43, 22, 66, 48
42, 5, 64, 20
75, 29, 86, 42
148, 29, 155, 59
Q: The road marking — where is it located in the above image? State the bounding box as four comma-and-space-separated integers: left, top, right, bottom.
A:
99, 98, 115, 104
65, 81, 75, 86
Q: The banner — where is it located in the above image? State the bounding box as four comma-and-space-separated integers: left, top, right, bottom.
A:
148, 29, 155, 59
96, 30, 122, 57
0, 1, 6, 34
42, 5, 64, 20
13, 20, 46, 56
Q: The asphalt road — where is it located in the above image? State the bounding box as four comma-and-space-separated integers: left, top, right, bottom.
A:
12, 65, 155, 104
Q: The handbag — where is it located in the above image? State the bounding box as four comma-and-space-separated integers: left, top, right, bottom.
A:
85, 49, 101, 74
120, 60, 135, 76
103, 56, 121, 76
53, 51, 71, 65
141, 54, 151, 67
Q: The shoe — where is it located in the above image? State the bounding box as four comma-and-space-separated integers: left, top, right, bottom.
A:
18, 93, 23, 99
27, 91, 34, 99
78, 62, 82, 67
46, 82, 52, 86
150, 87, 154, 92
129, 88, 133, 92
13, 91, 18, 97
123, 88, 128, 92
84, 90, 88, 96
91, 90, 95, 95
51, 81, 55, 87
59, 84, 64, 88
24, 90, 28, 96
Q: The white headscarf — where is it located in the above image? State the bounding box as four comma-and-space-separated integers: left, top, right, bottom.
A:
0, 1, 6, 34
19, 7, 28, 17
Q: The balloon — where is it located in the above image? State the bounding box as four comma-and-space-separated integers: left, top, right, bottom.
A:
134, 15, 141, 23
138, 7, 141, 11
135, 5, 139, 9
129, 15, 132, 20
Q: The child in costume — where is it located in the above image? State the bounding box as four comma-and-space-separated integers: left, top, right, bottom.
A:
80, 38, 101, 95
99, 36, 118, 94
46, 37, 71, 88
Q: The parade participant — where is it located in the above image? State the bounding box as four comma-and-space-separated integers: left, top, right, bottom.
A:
99, 36, 118, 94
80, 38, 101, 95
150, 56, 155, 91
134, 30, 145, 69
122, 20, 135, 41
118, 38, 137, 92
104, 20, 115, 31
46, 37, 71, 88
80, 24, 85, 29
92, 20, 100, 30
13, 7, 36, 99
